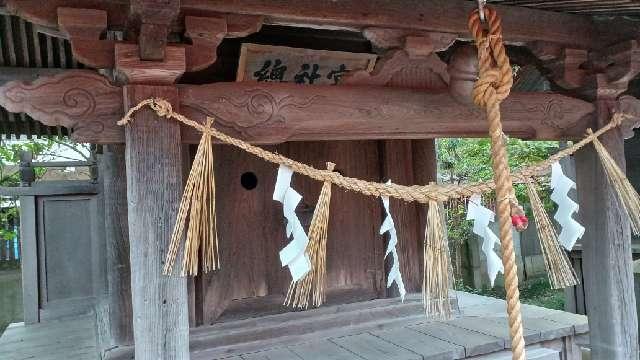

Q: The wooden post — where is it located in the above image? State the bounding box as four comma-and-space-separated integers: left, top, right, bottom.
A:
575, 88, 639, 359
101, 144, 133, 346
123, 85, 189, 359
19, 195, 38, 324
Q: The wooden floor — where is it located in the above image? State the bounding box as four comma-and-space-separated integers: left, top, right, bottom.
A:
0, 314, 98, 360
0, 292, 588, 360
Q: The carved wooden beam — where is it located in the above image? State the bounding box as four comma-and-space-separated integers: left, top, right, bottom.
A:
178, 82, 595, 143
0, 71, 595, 144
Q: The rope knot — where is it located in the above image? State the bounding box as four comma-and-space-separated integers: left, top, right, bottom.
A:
468, 6, 513, 109
472, 69, 500, 108
150, 98, 173, 118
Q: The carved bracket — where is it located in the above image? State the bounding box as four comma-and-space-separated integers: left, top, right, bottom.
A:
529, 42, 588, 90
57, 7, 116, 69
183, 16, 227, 72
115, 44, 186, 84
343, 31, 454, 90
56, 7, 262, 72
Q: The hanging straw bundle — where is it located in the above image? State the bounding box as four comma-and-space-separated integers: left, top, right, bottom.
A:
285, 162, 335, 309
164, 117, 219, 276
590, 129, 640, 235
525, 179, 578, 289
423, 200, 453, 319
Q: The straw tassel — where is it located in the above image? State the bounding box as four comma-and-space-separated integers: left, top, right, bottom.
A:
590, 129, 640, 235
164, 117, 219, 276
526, 179, 578, 289
285, 162, 335, 309
423, 200, 453, 319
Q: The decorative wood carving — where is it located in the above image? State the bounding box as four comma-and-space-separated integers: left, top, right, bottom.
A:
0, 70, 124, 143
179, 82, 594, 143
0, 72, 595, 144
115, 43, 186, 85
343, 33, 452, 89
57, 7, 115, 69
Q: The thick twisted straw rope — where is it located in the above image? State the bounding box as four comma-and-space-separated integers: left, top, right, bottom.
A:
469, 7, 524, 360
119, 98, 630, 206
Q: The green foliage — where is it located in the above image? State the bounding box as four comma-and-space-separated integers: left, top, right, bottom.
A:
0, 139, 57, 187
438, 138, 559, 283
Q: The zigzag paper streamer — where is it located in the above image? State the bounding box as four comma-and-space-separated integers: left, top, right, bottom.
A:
550, 162, 585, 250
379, 183, 406, 301
273, 165, 311, 281
466, 194, 504, 286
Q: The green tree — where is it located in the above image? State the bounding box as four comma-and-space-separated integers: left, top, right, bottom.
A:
437, 137, 559, 283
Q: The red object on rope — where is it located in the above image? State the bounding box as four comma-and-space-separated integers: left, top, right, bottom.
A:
511, 214, 529, 232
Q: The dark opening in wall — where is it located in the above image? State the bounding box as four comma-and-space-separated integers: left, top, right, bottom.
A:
241, 171, 258, 190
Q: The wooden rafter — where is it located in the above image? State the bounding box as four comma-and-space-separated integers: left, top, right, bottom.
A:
4, 0, 607, 49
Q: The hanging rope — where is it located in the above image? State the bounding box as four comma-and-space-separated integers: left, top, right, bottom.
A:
118, 99, 633, 206
468, 6, 525, 360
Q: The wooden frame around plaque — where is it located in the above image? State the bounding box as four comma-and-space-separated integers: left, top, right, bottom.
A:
236, 43, 377, 85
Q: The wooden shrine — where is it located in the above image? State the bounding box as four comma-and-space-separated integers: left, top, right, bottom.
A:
2, 1, 640, 359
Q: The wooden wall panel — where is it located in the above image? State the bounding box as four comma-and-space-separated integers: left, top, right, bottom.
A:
198, 140, 383, 324
380, 140, 422, 294
199, 143, 283, 324
285, 141, 383, 296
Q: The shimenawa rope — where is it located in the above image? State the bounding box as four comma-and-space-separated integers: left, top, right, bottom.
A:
118, 99, 633, 205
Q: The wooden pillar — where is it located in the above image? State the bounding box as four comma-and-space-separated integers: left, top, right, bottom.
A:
101, 144, 133, 346
575, 88, 639, 359
19, 195, 38, 324
123, 85, 189, 359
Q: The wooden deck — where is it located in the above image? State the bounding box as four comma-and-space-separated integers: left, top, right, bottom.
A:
0, 314, 98, 360
0, 292, 588, 360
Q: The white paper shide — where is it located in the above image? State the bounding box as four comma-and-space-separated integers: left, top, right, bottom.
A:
550, 162, 585, 250
466, 194, 504, 286
379, 182, 406, 301
273, 165, 311, 281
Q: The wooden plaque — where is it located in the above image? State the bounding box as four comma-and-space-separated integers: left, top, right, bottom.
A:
236, 43, 377, 85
